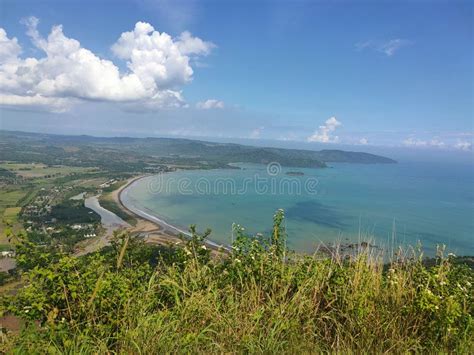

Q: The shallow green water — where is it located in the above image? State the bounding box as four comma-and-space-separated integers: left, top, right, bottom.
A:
122, 161, 474, 256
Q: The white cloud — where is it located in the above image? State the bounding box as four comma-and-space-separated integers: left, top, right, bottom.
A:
403, 137, 446, 148
359, 137, 369, 145
307, 116, 342, 143
176, 31, 215, 56
249, 126, 264, 139
403, 138, 425, 147
0, 18, 215, 112
196, 99, 224, 109
0, 28, 21, 62
403, 138, 424, 147
428, 138, 445, 148
356, 39, 412, 56
0, 93, 73, 112
111, 22, 214, 89
454, 141, 472, 151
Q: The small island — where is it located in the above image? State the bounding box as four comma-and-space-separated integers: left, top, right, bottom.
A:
285, 171, 305, 176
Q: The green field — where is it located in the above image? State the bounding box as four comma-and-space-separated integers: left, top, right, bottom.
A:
0, 168, 90, 242
0, 191, 25, 243
0, 162, 94, 178
0, 190, 25, 214
3, 207, 21, 223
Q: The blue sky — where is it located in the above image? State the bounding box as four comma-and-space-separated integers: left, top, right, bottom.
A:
0, 0, 472, 152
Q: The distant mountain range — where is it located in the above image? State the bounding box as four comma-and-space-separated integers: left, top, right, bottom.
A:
0, 130, 396, 170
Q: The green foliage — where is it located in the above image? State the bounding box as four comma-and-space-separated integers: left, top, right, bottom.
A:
49, 200, 100, 224
0, 271, 11, 286
14, 233, 64, 271
1, 212, 472, 353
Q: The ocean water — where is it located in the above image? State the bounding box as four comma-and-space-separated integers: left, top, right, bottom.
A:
122, 161, 474, 256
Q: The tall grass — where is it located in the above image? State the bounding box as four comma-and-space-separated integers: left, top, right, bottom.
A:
2, 211, 473, 353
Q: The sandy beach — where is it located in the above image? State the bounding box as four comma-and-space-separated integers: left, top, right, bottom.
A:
117, 175, 229, 252
114, 176, 189, 247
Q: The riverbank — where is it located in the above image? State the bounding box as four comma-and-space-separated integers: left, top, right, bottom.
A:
73, 195, 130, 256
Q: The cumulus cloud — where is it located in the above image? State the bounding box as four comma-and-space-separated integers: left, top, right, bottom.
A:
0, 93, 73, 113
307, 116, 342, 143
0, 18, 215, 112
196, 99, 224, 109
176, 31, 215, 56
356, 39, 412, 56
359, 137, 369, 145
0, 28, 21, 62
454, 141, 472, 151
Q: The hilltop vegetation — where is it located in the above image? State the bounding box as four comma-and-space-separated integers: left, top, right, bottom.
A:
1, 211, 472, 353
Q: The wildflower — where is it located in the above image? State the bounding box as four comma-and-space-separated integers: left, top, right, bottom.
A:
235, 258, 241, 263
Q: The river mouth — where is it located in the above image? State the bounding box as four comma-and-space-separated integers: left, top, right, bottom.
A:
84, 195, 130, 232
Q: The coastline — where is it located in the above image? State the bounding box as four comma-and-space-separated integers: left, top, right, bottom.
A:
116, 174, 379, 257
115, 173, 405, 258
117, 174, 229, 251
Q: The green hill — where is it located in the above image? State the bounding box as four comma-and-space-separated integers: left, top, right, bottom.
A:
0, 130, 396, 171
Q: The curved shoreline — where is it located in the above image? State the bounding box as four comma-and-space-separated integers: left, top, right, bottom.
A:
118, 174, 228, 250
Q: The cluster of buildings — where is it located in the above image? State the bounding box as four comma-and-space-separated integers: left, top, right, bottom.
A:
99, 179, 117, 189
22, 186, 73, 219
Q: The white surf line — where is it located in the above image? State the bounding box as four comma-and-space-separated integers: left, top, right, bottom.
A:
120, 178, 229, 251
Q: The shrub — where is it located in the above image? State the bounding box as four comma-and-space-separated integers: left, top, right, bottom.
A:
1, 211, 473, 353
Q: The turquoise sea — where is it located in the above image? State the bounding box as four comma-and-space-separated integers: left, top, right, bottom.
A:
122, 161, 474, 256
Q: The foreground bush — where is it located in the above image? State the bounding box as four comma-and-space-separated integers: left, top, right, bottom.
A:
1, 210, 473, 353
